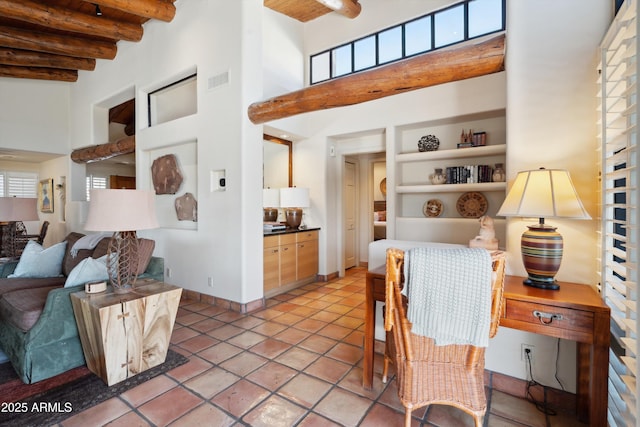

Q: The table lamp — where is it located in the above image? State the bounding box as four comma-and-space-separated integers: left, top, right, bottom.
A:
84, 189, 159, 294
263, 188, 280, 222
497, 168, 591, 290
279, 187, 309, 229
0, 197, 39, 258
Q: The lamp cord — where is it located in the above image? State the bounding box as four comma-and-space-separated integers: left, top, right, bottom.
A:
525, 349, 557, 417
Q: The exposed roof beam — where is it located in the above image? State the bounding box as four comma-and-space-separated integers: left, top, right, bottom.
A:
84, 0, 176, 22
0, 0, 143, 42
248, 34, 505, 124
312, 0, 361, 18
0, 25, 117, 60
0, 64, 77, 82
71, 135, 136, 163
0, 47, 95, 71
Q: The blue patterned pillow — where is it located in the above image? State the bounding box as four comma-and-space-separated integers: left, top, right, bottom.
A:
9, 240, 67, 278
64, 255, 109, 288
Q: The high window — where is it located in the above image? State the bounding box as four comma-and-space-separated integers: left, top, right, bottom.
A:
310, 0, 505, 85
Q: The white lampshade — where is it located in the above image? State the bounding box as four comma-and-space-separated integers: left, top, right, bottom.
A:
263, 188, 280, 208
84, 189, 159, 232
280, 187, 310, 208
497, 168, 591, 220
0, 197, 38, 222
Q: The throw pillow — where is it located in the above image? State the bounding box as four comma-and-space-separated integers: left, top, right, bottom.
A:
64, 255, 109, 288
8, 240, 67, 278
136, 239, 155, 275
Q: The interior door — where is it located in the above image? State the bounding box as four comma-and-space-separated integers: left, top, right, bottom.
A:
344, 160, 356, 269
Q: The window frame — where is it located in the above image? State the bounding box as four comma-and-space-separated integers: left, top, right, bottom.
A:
309, 0, 505, 85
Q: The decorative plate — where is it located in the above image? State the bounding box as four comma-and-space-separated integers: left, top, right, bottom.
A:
456, 192, 488, 218
423, 199, 443, 217
379, 178, 387, 196
418, 135, 439, 152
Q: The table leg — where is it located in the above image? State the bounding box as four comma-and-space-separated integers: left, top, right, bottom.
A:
363, 272, 375, 389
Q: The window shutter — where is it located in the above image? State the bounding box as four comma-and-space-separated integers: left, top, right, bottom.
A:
598, 2, 639, 425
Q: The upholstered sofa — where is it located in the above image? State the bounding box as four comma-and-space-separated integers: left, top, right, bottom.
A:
0, 232, 164, 384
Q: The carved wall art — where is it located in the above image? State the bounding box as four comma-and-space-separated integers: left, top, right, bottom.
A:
151, 154, 183, 194
175, 192, 197, 222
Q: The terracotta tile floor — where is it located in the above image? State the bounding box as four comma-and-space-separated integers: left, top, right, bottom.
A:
58, 267, 585, 427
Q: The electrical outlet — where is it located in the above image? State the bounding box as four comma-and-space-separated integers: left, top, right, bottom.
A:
166, 268, 172, 278
521, 344, 535, 362
208, 277, 213, 287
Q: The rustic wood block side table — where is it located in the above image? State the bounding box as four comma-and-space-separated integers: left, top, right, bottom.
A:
71, 279, 182, 386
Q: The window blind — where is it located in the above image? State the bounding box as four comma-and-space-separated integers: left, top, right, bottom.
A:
598, 1, 639, 425
86, 175, 107, 201
0, 171, 38, 198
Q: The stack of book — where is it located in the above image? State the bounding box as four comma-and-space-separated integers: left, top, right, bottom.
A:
264, 221, 286, 231
445, 165, 493, 184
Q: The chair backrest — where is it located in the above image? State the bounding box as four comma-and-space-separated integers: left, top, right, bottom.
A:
37, 221, 49, 244
384, 248, 506, 361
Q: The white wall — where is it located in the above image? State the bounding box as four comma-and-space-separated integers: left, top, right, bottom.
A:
66, 0, 264, 304
0, 78, 70, 155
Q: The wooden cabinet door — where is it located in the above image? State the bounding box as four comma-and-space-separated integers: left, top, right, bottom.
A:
297, 239, 318, 280
109, 175, 136, 189
263, 246, 280, 291
280, 243, 297, 285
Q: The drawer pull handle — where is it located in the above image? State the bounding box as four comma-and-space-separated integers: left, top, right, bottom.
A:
533, 310, 563, 325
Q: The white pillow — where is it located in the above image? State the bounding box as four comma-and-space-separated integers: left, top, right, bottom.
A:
9, 240, 67, 278
64, 255, 109, 288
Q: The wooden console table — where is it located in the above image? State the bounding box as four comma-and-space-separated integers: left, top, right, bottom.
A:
364, 267, 610, 426
71, 279, 182, 386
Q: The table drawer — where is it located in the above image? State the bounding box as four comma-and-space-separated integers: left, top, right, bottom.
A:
505, 300, 594, 335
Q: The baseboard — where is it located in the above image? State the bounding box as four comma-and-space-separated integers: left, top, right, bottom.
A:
181, 290, 265, 314
317, 271, 339, 282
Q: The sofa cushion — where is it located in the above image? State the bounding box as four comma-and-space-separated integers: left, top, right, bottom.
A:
0, 277, 67, 296
90, 238, 154, 276
91, 237, 111, 259
62, 232, 93, 276
136, 239, 155, 275
0, 286, 59, 331
64, 255, 108, 288
9, 241, 67, 278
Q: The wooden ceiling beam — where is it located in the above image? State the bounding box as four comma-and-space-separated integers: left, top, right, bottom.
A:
0, 25, 117, 60
0, 47, 95, 71
85, 0, 176, 22
312, 0, 361, 19
0, 64, 77, 82
248, 34, 505, 124
0, 0, 143, 42
71, 135, 136, 163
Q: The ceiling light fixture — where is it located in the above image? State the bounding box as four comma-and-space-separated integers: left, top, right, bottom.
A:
94, 3, 102, 16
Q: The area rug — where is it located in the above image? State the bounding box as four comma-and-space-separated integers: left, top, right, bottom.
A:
0, 349, 188, 426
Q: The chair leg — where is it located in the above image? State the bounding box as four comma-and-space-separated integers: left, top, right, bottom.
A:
404, 407, 412, 427
382, 355, 389, 383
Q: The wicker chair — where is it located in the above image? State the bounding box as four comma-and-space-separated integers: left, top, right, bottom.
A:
14, 220, 49, 257
383, 247, 506, 427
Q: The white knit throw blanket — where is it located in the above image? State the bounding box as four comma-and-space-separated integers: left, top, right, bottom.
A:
403, 247, 493, 347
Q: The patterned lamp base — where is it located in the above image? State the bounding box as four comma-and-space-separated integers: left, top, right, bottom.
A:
521, 224, 563, 290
